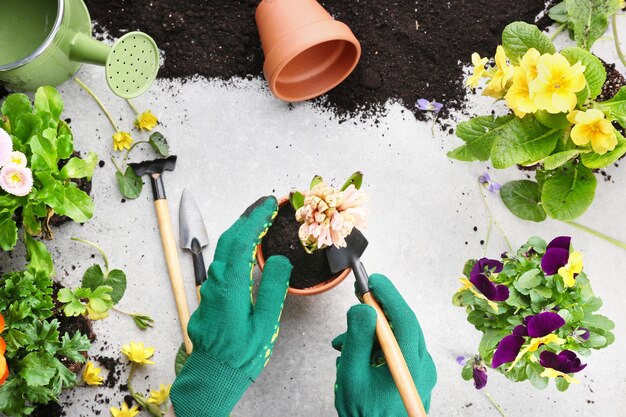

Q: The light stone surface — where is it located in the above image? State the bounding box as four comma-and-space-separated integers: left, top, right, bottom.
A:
1, 21, 626, 417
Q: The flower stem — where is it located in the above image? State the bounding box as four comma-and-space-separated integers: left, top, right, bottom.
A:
124, 140, 150, 162
71, 237, 110, 273
549, 22, 567, 41
74, 77, 119, 132
478, 182, 513, 253
127, 362, 138, 397
612, 13, 626, 69
565, 221, 626, 251
110, 155, 125, 175
126, 98, 140, 115
484, 390, 507, 417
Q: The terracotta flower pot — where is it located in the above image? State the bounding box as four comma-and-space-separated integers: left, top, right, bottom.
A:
255, 0, 361, 102
256, 196, 351, 296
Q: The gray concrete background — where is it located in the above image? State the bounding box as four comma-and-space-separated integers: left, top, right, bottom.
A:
1, 22, 626, 417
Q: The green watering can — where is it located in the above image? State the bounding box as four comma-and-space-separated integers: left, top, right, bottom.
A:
0, 0, 160, 98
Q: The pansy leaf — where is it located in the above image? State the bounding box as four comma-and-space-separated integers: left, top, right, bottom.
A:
555, 376, 570, 391
543, 150, 584, 170
461, 362, 473, 381
517, 269, 542, 289
581, 313, 615, 331
501, 22, 556, 64
564, 0, 620, 50
526, 363, 549, 389
595, 86, 626, 127
586, 334, 608, 348
148, 131, 170, 157
116, 167, 143, 200
478, 330, 508, 357
581, 129, 626, 168
541, 163, 596, 221
561, 47, 606, 102
527, 236, 547, 253
451, 115, 514, 161
0, 210, 18, 251
500, 180, 547, 222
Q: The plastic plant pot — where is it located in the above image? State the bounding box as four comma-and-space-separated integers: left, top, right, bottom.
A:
256, 196, 351, 296
255, 0, 361, 102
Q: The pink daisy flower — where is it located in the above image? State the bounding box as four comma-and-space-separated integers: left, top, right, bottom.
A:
0, 128, 13, 168
0, 163, 34, 197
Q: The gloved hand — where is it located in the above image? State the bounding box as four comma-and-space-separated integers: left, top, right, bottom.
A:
332, 274, 437, 416
170, 196, 292, 417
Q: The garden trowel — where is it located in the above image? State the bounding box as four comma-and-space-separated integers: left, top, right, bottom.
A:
326, 228, 427, 417
179, 189, 209, 302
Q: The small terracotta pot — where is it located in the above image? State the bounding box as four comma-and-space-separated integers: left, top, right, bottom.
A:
256, 196, 351, 296
255, 0, 361, 102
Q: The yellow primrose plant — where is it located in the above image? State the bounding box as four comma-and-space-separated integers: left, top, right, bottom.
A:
449, 21, 626, 222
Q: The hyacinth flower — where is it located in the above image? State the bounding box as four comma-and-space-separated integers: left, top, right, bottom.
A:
479, 172, 501, 193
539, 350, 587, 384
492, 311, 565, 370
541, 236, 583, 287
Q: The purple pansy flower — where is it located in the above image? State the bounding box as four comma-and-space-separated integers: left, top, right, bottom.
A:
539, 350, 587, 374
541, 236, 571, 275
492, 312, 565, 368
473, 365, 488, 389
469, 258, 508, 302
479, 172, 501, 193
416, 98, 443, 113
578, 327, 590, 340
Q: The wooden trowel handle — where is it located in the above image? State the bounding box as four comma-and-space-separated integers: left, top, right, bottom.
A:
154, 199, 193, 354
362, 292, 427, 417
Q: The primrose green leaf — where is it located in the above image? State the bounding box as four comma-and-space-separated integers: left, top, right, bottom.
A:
289, 191, 305, 211
561, 47, 606, 102
581, 129, 626, 168
116, 167, 143, 199
541, 163, 596, 221
34, 86, 64, 120
534, 110, 571, 129
19, 352, 57, 387
0, 210, 18, 251
57, 186, 94, 223
82, 265, 127, 304
22, 202, 47, 236
500, 180, 547, 222
543, 150, 583, 170
501, 22, 556, 64
594, 86, 626, 128
491, 117, 561, 169
564, 0, 620, 50
341, 171, 364, 191
1, 93, 32, 128
148, 131, 170, 157
60, 152, 98, 180
548, 1, 568, 22
175, 343, 190, 375
454, 115, 514, 161
447, 144, 478, 162
517, 269, 542, 289
29, 135, 58, 172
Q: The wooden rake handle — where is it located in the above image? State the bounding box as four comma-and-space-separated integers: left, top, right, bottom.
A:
362, 292, 427, 417
154, 199, 193, 354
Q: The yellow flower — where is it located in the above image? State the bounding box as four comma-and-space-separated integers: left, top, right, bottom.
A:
135, 110, 158, 131
506, 334, 565, 371
467, 53, 489, 88
505, 66, 537, 117
621, 0, 625, 9
567, 109, 617, 155
557, 251, 584, 287
520, 48, 541, 80
121, 342, 155, 365
82, 361, 104, 386
110, 402, 139, 417
113, 131, 134, 152
530, 53, 586, 114
147, 383, 171, 405
540, 367, 580, 384
483, 46, 515, 98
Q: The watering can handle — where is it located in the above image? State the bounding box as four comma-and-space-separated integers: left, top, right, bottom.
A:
68, 32, 111, 65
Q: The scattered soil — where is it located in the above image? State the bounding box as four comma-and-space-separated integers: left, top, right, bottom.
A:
31, 401, 64, 417
85, 0, 554, 120
261, 203, 335, 289
598, 60, 626, 102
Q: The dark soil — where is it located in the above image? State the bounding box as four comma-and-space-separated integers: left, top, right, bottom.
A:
31, 401, 64, 417
598, 60, 626, 102
261, 203, 335, 289
85, 0, 553, 120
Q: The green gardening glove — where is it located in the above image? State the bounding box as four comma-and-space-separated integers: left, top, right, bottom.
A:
170, 196, 292, 417
332, 274, 437, 416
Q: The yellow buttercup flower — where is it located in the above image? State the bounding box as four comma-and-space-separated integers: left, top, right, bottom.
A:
567, 109, 617, 155
557, 251, 584, 287
121, 342, 155, 365
520, 48, 541, 80
530, 53, 586, 114
135, 110, 158, 131
147, 383, 171, 405
467, 53, 489, 88
540, 367, 579, 384
505, 66, 537, 117
113, 131, 134, 152
483, 46, 514, 98
110, 402, 139, 417
82, 361, 104, 386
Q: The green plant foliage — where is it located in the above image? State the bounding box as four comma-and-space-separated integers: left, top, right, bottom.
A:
581, 129, 626, 168
562, 0, 621, 50
500, 180, 547, 222
541, 163, 597, 221
148, 131, 170, 157
340, 171, 364, 191
115, 166, 143, 200
501, 22, 556, 64
449, 115, 514, 162
594, 86, 626, 128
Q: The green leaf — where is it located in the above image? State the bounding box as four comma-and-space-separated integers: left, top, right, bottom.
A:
13, 113, 43, 145
0, 210, 18, 251
289, 191, 305, 211
517, 268, 542, 289
565, 0, 620, 50
82, 265, 127, 304
341, 171, 364, 191
561, 47, 606, 102
461, 362, 473, 381
581, 129, 626, 168
594, 86, 626, 127
57, 288, 86, 316
581, 313, 615, 331
549, 1, 568, 22
490, 117, 561, 169
500, 180, 547, 222
310, 175, 324, 189
148, 131, 170, 157
18, 352, 57, 386
116, 167, 143, 200
59, 152, 98, 180
86, 285, 113, 313
447, 144, 477, 161
543, 150, 583, 170
24, 232, 54, 277
175, 343, 190, 375
541, 163, 596, 221
534, 110, 571, 129
22, 202, 47, 235
56, 186, 93, 223
528, 236, 547, 253
556, 376, 570, 391
131, 313, 155, 330
58, 332, 91, 362
56, 120, 74, 159
501, 22, 556, 64
478, 330, 507, 356
586, 334, 608, 348
1, 93, 32, 128
452, 115, 514, 161
29, 135, 58, 172
34, 86, 64, 120
527, 363, 549, 389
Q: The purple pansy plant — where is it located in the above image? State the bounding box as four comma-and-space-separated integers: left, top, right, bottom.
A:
472, 364, 488, 389
479, 172, 501, 193
541, 236, 571, 275
492, 312, 565, 368
416, 98, 443, 113
539, 350, 587, 374
470, 258, 509, 302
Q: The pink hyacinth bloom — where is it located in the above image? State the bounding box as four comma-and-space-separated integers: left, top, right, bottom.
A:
0, 163, 34, 197
0, 128, 13, 168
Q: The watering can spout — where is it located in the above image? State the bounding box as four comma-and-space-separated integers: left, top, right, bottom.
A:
69, 33, 111, 66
